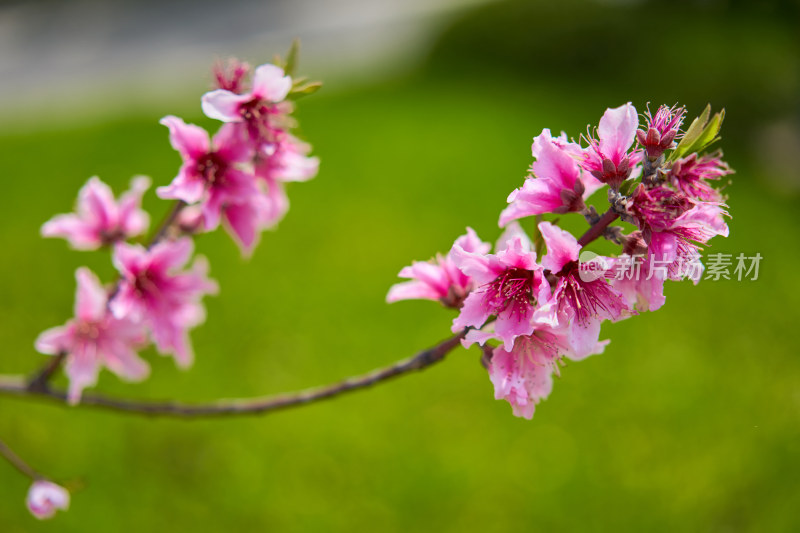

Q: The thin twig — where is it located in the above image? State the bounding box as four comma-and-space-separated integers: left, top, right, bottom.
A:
27, 352, 66, 393
146, 200, 186, 250
0, 331, 466, 419
577, 209, 619, 247
0, 438, 42, 480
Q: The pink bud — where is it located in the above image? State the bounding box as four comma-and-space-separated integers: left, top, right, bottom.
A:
26, 480, 70, 520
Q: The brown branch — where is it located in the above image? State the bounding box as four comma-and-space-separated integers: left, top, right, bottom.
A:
27, 352, 66, 393
0, 331, 466, 419
0, 437, 42, 480
146, 200, 186, 250
577, 209, 619, 247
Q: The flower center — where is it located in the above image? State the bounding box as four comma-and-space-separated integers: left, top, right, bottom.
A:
558, 269, 618, 326
195, 152, 228, 185
239, 97, 267, 121
76, 321, 101, 341
133, 270, 160, 297
485, 268, 536, 318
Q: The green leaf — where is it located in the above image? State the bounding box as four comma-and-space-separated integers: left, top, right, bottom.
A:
685, 109, 725, 155
288, 81, 323, 100
669, 105, 725, 161
619, 178, 638, 197
284, 39, 300, 77
670, 104, 710, 161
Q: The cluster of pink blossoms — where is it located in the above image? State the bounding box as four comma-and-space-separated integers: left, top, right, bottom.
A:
35, 57, 319, 408
388, 102, 731, 419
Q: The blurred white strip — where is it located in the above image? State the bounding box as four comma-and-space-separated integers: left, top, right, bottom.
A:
0, 0, 494, 129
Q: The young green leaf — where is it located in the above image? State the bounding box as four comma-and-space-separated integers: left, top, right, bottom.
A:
284, 39, 300, 78
670, 104, 711, 161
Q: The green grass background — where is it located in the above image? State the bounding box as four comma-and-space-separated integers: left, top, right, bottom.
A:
1, 1, 799, 531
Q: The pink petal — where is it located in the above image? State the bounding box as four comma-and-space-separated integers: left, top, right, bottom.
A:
34, 325, 74, 355
567, 318, 603, 360
462, 328, 496, 347
455, 227, 491, 255
77, 177, 116, 228
261, 177, 290, 227
452, 291, 492, 332
160, 115, 210, 159
495, 222, 533, 253
598, 103, 638, 163
450, 245, 502, 285
251, 64, 292, 102
532, 137, 580, 189
74, 267, 108, 322
386, 280, 442, 303
156, 166, 206, 204
112, 242, 146, 278
117, 175, 151, 237
201, 89, 249, 122
532, 128, 583, 159
103, 342, 150, 382
64, 342, 101, 405
580, 172, 606, 198
222, 200, 262, 255
149, 237, 194, 272
213, 123, 254, 163
494, 304, 536, 351
41, 214, 100, 250
27, 481, 70, 520
539, 221, 581, 273
499, 178, 561, 226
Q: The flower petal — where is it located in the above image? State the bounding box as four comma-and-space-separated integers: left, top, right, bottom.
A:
201, 90, 249, 122
539, 221, 581, 273
598, 103, 638, 163
74, 267, 108, 322
252, 64, 292, 102
160, 115, 210, 159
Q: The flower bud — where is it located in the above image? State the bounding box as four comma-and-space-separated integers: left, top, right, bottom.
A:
26, 481, 70, 520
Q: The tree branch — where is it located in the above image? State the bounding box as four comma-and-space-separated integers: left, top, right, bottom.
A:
0, 330, 466, 418
27, 352, 66, 393
577, 208, 620, 247
0, 437, 42, 480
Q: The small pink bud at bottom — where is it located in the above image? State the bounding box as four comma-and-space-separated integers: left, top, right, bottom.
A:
26, 480, 70, 520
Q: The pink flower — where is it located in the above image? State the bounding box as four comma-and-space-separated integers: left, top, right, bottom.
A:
223, 132, 319, 246
499, 134, 603, 226
255, 133, 319, 184
609, 254, 666, 312
581, 103, 643, 188
212, 58, 251, 94
631, 186, 729, 282
34, 268, 149, 404
387, 227, 491, 308
202, 63, 293, 142
531, 128, 584, 160
111, 238, 218, 367
26, 480, 70, 520
536, 222, 630, 357
646, 202, 730, 283
669, 151, 731, 202
637, 104, 685, 160
488, 331, 564, 419
630, 184, 694, 233
41, 176, 150, 250
451, 230, 550, 350
221, 190, 283, 255
156, 116, 257, 231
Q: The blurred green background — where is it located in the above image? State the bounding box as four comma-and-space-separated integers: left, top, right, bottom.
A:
1, 0, 799, 531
